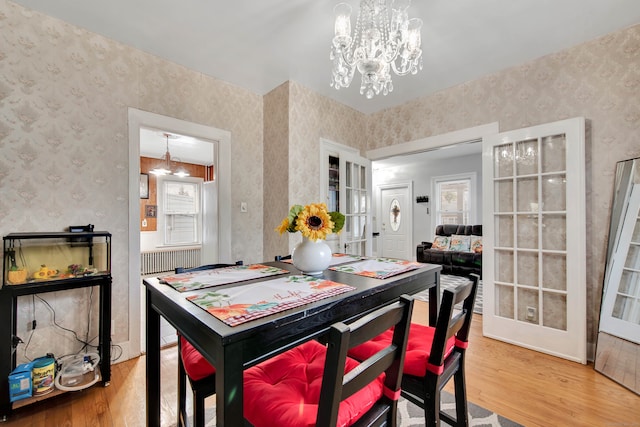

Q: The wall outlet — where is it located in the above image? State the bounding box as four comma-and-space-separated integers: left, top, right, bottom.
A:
240, 202, 247, 212
526, 306, 536, 321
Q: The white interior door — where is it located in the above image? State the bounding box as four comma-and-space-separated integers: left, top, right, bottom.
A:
482, 117, 587, 364
600, 183, 640, 343
340, 152, 372, 256
378, 182, 413, 260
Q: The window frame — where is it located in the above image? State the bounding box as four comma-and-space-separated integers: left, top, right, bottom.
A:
431, 172, 477, 231
157, 175, 203, 246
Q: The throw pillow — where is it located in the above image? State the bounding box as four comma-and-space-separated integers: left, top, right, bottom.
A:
431, 236, 450, 251
449, 235, 471, 252
470, 235, 483, 253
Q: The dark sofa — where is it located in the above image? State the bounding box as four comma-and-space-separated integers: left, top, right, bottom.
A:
416, 224, 482, 277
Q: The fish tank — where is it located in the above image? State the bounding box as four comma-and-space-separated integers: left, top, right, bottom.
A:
3, 230, 111, 288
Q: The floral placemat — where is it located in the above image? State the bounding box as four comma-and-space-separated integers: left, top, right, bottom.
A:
280, 253, 366, 266
187, 275, 355, 327
161, 264, 289, 292
329, 257, 424, 279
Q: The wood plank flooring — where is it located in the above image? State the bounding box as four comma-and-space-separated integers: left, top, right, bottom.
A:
3, 301, 639, 426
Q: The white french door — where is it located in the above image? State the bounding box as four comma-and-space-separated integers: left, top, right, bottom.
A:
482, 117, 587, 363
339, 151, 372, 256
320, 140, 372, 256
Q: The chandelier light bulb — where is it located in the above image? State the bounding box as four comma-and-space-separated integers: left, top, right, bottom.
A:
334, 3, 352, 44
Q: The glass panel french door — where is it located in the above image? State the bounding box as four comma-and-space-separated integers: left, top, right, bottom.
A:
340, 152, 372, 256
483, 117, 587, 363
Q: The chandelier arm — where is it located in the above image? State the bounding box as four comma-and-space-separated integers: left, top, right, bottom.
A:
339, 47, 357, 69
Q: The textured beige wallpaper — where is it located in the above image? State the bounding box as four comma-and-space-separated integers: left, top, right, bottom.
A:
263, 82, 290, 261
0, 0, 263, 361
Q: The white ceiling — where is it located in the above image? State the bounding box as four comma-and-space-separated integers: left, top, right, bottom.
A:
11, 0, 640, 115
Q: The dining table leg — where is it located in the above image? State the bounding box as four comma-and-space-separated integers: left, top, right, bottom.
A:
428, 270, 440, 327
145, 288, 161, 427
216, 341, 244, 426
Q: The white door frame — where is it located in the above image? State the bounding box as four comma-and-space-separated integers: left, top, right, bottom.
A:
377, 182, 413, 260
366, 123, 499, 161
127, 108, 232, 359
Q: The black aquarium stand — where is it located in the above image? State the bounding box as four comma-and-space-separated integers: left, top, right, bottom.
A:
0, 231, 112, 421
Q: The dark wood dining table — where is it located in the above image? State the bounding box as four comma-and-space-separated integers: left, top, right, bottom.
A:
143, 260, 441, 427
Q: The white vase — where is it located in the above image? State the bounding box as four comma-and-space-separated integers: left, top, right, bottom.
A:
291, 237, 332, 275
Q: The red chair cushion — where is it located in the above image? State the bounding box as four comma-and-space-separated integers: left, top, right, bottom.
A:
349, 323, 456, 377
180, 336, 216, 381
244, 340, 385, 427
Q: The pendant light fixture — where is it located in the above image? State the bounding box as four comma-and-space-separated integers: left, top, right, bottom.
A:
149, 133, 190, 177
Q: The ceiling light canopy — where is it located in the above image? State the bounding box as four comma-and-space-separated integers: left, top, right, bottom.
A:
149, 133, 190, 177
330, 0, 423, 99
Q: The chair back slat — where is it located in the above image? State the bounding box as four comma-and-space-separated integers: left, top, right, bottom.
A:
174, 260, 242, 274
347, 301, 408, 347
427, 274, 479, 370
316, 295, 414, 427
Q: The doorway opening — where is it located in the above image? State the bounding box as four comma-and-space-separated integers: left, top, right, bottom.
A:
127, 108, 232, 359
369, 123, 497, 258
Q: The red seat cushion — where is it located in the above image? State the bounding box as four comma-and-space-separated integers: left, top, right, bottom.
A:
244, 340, 385, 427
349, 323, 456, 377
180, 336, 216, 381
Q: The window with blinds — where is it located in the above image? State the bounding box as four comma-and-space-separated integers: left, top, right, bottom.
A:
163, 180, 200, 245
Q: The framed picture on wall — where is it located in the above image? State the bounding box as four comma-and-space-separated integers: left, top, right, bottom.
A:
145, 205, 157, 218
140, 173, 149, 199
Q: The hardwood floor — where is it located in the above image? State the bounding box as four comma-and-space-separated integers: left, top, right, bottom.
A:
3, 301, 639, 426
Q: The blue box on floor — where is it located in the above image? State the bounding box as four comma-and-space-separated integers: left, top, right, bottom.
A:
9, 363, 33, 402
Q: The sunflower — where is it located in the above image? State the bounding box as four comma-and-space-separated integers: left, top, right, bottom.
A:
275, 218, 291, 234
275, 203, 344, 241
295, 203, 334, 241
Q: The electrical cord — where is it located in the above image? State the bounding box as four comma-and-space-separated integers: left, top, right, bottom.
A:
83, 287, 94, 353
35, 295, 94, 347
19, 293, 123, 363
22, 295, 37, 361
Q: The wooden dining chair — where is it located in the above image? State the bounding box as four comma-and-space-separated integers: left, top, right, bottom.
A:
349, 274, 479, 427
243, 295, 414, 427
173, 261, 242, 427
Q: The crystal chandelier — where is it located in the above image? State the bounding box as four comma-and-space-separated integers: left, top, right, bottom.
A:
150, 133, 190, 177
330, 0, 423, 99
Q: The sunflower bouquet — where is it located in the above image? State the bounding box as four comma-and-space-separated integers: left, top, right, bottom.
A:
276, 203, 345, 241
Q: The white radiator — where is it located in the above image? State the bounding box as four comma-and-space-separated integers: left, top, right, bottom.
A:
141, 247, 201, 275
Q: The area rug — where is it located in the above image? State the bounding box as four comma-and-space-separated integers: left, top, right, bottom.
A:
177, 391, 523, 427
414, 274, 483, 314
399, 391, 523, 426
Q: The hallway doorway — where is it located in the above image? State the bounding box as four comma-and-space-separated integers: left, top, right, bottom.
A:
128, 108, 232, 358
